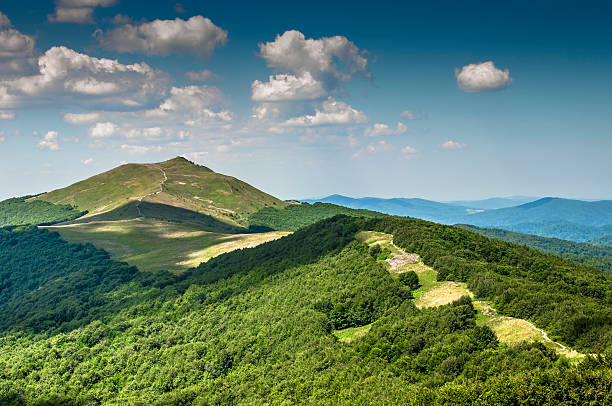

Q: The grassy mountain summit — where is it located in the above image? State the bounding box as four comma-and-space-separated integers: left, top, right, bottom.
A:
33, 157, 286, 228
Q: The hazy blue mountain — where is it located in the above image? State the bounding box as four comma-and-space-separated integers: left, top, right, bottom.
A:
303, 195, 612, 242
467, 198, 612, 228
589, 235, 612, 246
302, 195, 471, 223
446, 196, 538, 210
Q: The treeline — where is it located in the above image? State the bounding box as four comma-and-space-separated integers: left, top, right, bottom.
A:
248, 202, 386, 231
0, 226, 148, 333
458, 223, 612, 273
0, 196, 85, 227
362, 217, 612, 353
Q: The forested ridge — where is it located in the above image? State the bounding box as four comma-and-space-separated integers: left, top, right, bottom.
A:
0, 197, 86, 227
0, 216, 610, 404
457, 224, 612, 273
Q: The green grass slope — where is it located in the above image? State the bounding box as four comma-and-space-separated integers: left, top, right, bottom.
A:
33, 157, 286, 228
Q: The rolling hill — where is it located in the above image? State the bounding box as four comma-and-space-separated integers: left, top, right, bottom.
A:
33, 156, 287, 229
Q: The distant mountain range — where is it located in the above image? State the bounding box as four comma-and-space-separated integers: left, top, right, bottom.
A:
302, 195, 612, 243
445, 196, 539, 210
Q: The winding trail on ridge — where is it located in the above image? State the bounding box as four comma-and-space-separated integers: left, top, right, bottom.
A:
135, 166, 168, 217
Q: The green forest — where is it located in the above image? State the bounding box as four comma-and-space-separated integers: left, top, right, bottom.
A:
0, 215, 610, 404
0, 197, 86, 227
458, 224, 612, 273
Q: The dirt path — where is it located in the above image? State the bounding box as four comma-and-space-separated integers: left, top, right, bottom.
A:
136, 166, 168, 217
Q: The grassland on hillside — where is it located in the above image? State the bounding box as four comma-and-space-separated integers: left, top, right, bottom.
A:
357, 229, 583, 359
46, 218, 289, 273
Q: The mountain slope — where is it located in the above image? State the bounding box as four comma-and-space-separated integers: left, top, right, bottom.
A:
302, 194, 470, 223
446, 196, 538, 210
33, 156, 286, 228
467, 197, 612, 228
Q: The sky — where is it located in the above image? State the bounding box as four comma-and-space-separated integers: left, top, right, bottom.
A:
0, 0, 611, 201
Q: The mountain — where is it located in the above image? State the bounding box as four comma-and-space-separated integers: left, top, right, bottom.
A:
467, 197, 612, 228
446, 196, 538, 210
304, 195, 612, 242
32, 156, 286, 229
302, 194, 470, 223
6, 158, 384, 272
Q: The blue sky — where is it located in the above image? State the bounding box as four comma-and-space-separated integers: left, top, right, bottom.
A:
0, 0, 610, 201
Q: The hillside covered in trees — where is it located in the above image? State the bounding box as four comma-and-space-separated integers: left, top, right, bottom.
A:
0, 197, 85, 227
458, 224, 612, 273
0, 215, 610, 404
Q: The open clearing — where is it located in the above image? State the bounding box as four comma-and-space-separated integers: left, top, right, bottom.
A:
45, 219, 289, 273
355, 230, 583, 358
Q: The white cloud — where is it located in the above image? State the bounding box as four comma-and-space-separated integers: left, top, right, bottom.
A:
251, 103, 280, 120
38, 131, 60, 150
88, 121, 117, 138
81, 157, 94, 165
400, 110, 415, 120
185, 69, 218, 81
120, 144, 163, 154
96, 16, 228, 58
441, 140, 466, 150
259, 30, 368, 82
2, 46, 168, 109
251, 72, 326, 102
401, 146, 417, 154
454, 61, 512, 93
254, 30, 368, 100
364, 122, 407, 137
123, 127, 165, 139
0, 13, 36, 76
49, 0, 118, 24
145, 84, 232, 127
63, 112, 101, 124
361, 140, 393, 155
0, 110, 14, 119
0, 12, 11, 28
284, 97, 367, 127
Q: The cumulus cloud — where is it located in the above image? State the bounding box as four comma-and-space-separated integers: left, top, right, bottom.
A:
96, 16, 228, 58
120, 144, 163, 154
0, 110, 15, 119
251, 103, 280, 121
81, 157, 94, 165
251, 72, 326, 102
38, 131, 60, 150
64, 112, 101, 124
400, 110, 415, 120
0, 13, 37, 76
454, 61, 512, 93
364, 122, 407, 137
145, 84, 232, 127
441, 140, 466, 150
283, 97, 367, 127
1, 46, 168, 109
401, 146, 417, 154
185, 69, 219, 81
49, 0, 118, 24
123, 127, 166, 139
252, 30, 369, 102
88, 121, 117, 138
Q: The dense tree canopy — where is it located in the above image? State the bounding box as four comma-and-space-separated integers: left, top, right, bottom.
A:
0, 215, 610, 404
